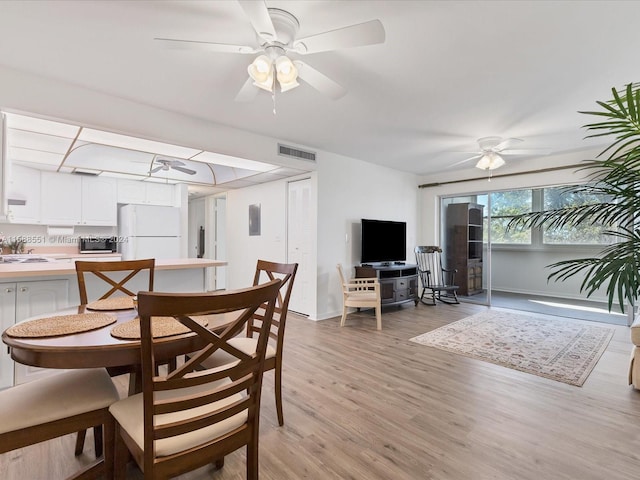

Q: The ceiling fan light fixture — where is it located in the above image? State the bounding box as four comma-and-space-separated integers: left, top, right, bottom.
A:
475, 152, 505, 170
275, 56, 299, 92
275, 56, 296, 79
248, 55, 274, 91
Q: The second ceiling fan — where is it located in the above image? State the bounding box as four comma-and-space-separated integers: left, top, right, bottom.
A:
455, 137, 547, 171
155, 0, 386, 101
149, 158, 196, 175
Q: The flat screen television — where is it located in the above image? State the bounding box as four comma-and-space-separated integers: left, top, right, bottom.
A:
361, 219, 407, 264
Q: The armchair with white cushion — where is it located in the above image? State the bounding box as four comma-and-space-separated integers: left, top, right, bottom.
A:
337, 264, 382, 330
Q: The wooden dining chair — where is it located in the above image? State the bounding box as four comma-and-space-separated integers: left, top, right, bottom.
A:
75, 258, 155, 305
337, 264, 382, 330
74, 258, 155, 457
109, 278, 281, 480
197, 260, 298, 426
0, 368, 119, 479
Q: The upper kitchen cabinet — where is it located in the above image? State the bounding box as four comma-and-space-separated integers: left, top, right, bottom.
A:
81, 176, 117, 225
117, 179, 177, 207
40, 172, 82, 225
40, 172, 117, 226
6, 165, 41, 224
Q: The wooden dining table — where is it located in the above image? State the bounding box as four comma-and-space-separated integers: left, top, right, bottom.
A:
2, 304, 235, 393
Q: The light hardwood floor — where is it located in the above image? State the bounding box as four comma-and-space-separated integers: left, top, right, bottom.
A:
3, 303, 639, 479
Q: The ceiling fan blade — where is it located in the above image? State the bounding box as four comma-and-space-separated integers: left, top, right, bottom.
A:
293, 19, 385, 54
154, 37, 256, 54
237, 0, 276, 41
500, 148, 552, 156
450, 154, 482, 167
172, 166, 196, 175
149, 166, 163, 174
294, 61, 346, 100
494, 137, 523, 152
235, 76, 260, 102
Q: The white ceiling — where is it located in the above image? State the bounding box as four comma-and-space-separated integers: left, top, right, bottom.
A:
0, 0, 638, 180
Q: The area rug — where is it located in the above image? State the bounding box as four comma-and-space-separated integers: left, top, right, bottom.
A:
409, 310, 615, 386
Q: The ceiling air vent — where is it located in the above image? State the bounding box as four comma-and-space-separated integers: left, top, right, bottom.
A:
278, 143, 316, 162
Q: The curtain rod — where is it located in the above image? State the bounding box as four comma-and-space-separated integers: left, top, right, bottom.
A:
418, 163, 586, 189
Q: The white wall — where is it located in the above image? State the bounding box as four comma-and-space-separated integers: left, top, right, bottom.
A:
224, 176, 295, 292
316, 152, 418, 320
418, 148, 612, 303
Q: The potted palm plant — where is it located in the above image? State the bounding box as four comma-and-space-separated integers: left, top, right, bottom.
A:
508, 82, 640, 314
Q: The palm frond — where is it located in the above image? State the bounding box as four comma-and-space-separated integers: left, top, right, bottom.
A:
509, 82, 640, 312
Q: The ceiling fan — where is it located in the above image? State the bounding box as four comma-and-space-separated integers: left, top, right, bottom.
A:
154, 0, 385, 101
454, 137, 546, 171
149, 158, 196, 175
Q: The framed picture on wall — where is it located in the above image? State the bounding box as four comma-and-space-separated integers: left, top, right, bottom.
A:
249, 204, 261, 236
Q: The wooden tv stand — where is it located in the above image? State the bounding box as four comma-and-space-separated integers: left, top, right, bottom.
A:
355, 263, 419, 307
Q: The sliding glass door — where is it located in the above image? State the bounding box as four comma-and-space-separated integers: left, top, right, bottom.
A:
440, 187, 626, 325
440, 194, 490, 306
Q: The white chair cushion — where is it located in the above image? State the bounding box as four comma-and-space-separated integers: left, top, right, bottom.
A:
0, 368, 119, 434
345, 291, 378, 300
109, 377, 247, 457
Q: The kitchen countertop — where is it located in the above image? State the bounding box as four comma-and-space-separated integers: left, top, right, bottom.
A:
0, 258, 226, 279
41, 253, 123, 259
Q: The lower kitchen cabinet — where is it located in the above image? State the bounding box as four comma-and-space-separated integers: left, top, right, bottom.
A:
0, 279, 69, 389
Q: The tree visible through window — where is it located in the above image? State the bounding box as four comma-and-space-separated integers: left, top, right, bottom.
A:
479, 190, 532, 244
542, 187, 613, 245
474, 187, 611, 246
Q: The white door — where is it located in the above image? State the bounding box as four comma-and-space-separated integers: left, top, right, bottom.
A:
287, 178, 313, 315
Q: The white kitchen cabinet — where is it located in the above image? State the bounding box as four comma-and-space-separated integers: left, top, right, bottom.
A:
145, 182, 176, 206
6, 164, 42, 224
39, 172, 117, 226
117, 179, 176, 206
0, 279, 70, 387
40, 171, 82, 225
81, 175, 117, 225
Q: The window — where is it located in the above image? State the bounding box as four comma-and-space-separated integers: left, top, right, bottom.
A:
478, 190, 533, 244
542, 186, 613, 245
475, 186, 611, 247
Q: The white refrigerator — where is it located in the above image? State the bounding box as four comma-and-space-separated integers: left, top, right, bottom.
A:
118, 204, 181, 260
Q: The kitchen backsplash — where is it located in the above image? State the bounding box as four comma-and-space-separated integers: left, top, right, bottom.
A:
0, 224, 117, 254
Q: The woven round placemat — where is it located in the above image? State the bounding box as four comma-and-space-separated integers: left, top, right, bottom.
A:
86, 296, 135, 311
110, 316, 209, 340
6, 313, 117, 338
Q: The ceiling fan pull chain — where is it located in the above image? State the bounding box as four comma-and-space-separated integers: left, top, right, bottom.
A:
272, 74, 277, 115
